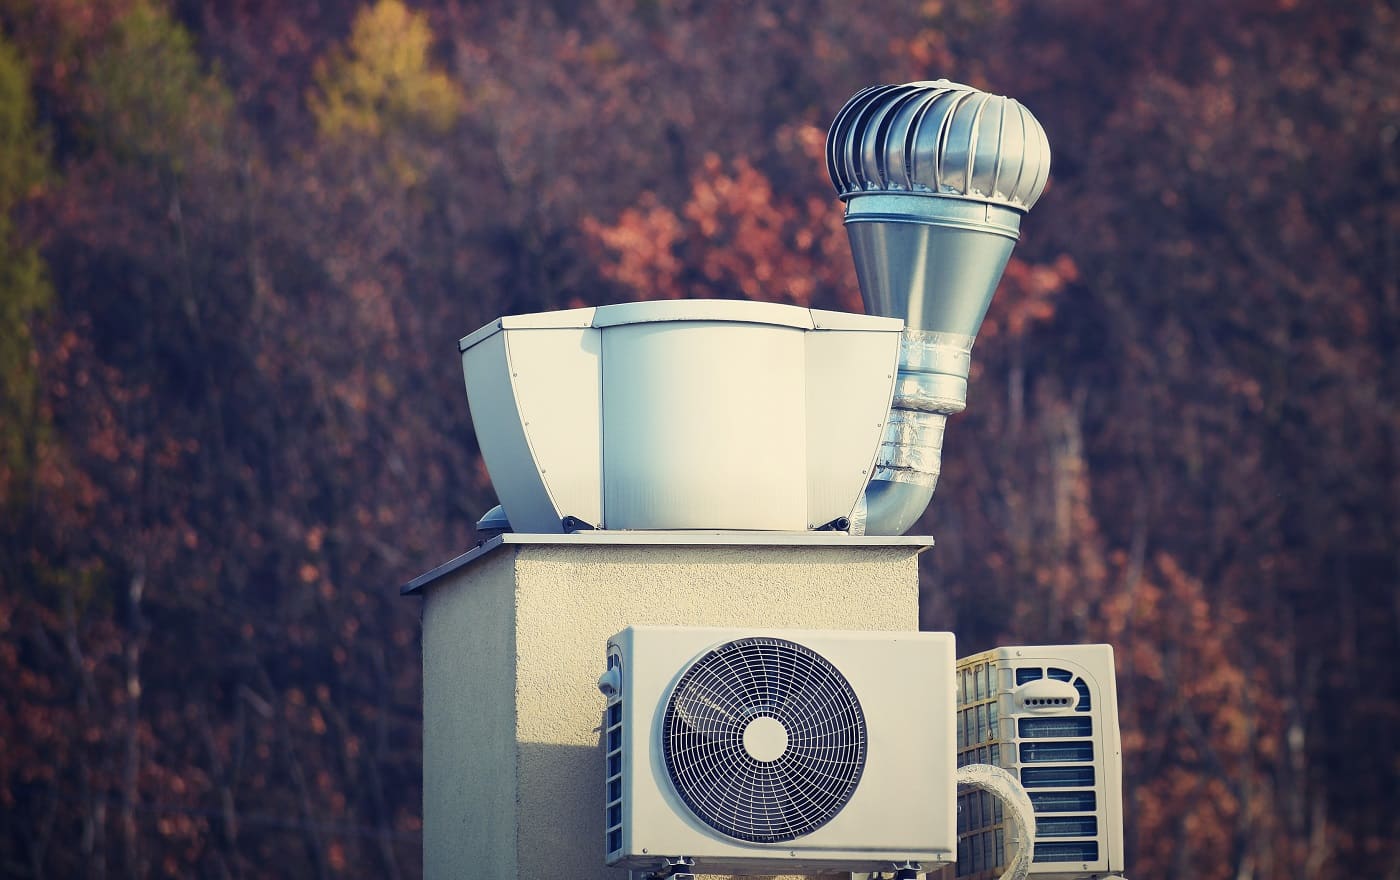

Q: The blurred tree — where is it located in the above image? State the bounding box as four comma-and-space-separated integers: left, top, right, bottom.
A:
937, 1, 1400, 875
0, 31, 50, 495
309, 0, 461, 187
585, 144, 861, 310
309, 0, 460, 140
85, 0, 231, 173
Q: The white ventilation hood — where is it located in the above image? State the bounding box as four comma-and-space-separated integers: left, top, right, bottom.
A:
460, 299, 902, 533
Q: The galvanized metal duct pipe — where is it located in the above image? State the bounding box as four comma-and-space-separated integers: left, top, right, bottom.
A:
827, 80, 1052, 535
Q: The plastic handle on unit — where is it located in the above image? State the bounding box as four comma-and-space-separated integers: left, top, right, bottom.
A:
597, 667, 621, 698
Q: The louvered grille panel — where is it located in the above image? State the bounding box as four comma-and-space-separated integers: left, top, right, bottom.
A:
661, 637, 867, 844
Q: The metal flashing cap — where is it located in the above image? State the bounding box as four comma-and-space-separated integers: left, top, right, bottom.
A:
826, 79, 1051, 213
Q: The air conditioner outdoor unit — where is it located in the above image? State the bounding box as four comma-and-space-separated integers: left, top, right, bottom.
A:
953, 644, 1124, 879
599, 626, 957, 876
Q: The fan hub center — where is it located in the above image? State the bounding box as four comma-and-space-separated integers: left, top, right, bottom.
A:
742, 715, 789, 762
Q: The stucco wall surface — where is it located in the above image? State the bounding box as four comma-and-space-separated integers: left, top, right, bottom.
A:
422, 547, 519, 879
421, 538, 924, 880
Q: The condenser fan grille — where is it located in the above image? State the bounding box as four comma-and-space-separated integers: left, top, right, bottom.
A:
662, 637, 867, 843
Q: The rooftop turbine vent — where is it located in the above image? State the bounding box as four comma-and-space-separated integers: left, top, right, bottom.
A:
828, 80, 1052, 535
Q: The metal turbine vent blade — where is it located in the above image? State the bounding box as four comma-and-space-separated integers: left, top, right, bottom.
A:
828, 78, 1051, 210
828, 79, 1051, 535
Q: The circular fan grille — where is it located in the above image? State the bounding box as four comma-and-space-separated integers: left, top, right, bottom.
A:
661, 637, 867, 843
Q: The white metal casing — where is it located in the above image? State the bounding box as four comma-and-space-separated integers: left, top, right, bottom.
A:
459, 300, 902, 533
954, 644, 1125, 879
603, 625, 957, 875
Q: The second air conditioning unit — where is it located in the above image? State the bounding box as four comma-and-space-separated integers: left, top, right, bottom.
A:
954, 644, 1125, 879
599, 626, 957, 876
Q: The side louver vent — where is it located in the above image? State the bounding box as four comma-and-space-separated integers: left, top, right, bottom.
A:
603, 650, 625, 858
661, 637, 867, 843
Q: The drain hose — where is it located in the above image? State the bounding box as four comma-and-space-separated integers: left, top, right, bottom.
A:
956, 763, 1037, 880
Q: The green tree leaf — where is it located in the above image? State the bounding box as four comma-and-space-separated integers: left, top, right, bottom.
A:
84, 0, 231, 172
309, 0, 462, 140
0, 31, 52, 487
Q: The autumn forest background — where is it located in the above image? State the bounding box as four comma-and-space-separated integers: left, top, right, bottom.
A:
0, 0, 1396, 877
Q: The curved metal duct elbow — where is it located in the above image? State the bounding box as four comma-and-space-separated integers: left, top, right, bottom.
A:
827, 80, 1051, 535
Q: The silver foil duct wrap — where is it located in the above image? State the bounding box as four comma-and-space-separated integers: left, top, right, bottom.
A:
870, 330, 971, 489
